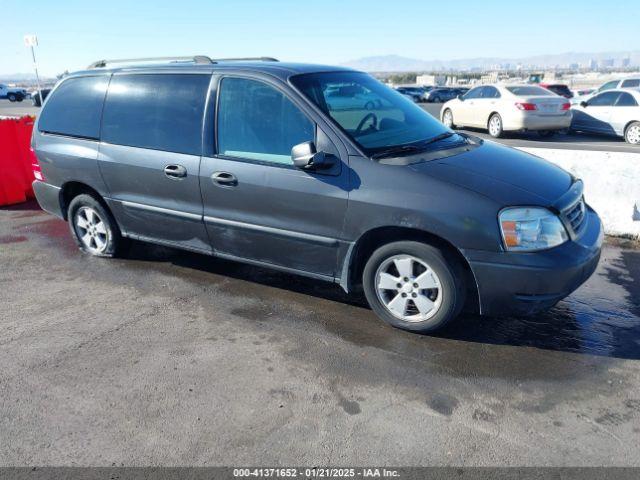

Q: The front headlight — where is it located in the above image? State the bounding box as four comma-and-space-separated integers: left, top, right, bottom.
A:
499, 207, 568, 252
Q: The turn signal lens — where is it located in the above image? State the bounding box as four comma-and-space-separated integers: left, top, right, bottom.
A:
515, 102, 537, 111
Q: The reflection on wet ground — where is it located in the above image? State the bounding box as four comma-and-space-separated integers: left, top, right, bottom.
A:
4, 202, 640, 360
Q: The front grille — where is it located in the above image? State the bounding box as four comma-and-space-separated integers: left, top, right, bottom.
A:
564, 197, 586, 234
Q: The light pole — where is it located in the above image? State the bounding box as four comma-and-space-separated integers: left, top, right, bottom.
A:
24, 34, 43, 107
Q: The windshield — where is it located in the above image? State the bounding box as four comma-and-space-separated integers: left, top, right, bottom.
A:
291, 71, 451, 155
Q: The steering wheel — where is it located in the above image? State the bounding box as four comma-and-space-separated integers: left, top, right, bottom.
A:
356, 112, 378, 133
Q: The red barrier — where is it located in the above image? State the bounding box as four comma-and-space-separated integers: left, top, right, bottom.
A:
0, 116, 36, 206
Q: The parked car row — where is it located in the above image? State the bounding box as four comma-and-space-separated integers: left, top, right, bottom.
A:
394, 86, 469, 103
440, 84, 640, 144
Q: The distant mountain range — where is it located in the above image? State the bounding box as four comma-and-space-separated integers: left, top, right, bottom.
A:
0, 72, 56, 83
343, 51, 640, 72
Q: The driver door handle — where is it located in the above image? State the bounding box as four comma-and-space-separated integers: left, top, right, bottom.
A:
211, 171, 238, 187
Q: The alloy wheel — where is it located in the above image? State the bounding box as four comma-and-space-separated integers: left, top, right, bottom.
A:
374, 254, 443, 322
443, 110, 453, 128
75, 206, 108, 254
626, 124, 640, 144
489, 115, 502, 137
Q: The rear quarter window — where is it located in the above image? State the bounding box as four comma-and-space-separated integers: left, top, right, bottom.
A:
38, 76, 109, 139
101, 73, 210, 155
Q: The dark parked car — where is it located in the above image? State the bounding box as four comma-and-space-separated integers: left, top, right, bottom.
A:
31, 88, 51, 106
31, 56, 602, 333
425, 87, 460, 103
395, 86, 427, 102
539, 83, 573, 99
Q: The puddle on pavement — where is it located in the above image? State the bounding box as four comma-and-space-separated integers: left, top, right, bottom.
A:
5, 201, 640, 362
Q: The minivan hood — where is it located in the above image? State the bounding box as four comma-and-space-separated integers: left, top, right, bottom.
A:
411, 140, 573, 206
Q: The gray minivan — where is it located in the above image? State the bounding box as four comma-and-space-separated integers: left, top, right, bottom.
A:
32, 56, 603, 333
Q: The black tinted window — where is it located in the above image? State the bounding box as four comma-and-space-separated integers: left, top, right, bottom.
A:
588, 92, 620, 107
616, 92, 638, 107
463, 87, 483, 99
217, 77, 314, 166
621, 79, 640, 88
484, 87, 501, 98
102, 74, 210, 155
38, 76, 108, 139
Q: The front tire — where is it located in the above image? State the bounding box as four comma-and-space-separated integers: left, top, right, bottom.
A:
68, 194, 125, 258
8, 93, 16, 102
362, 241, 465, 333
488, 113, 504, 138
624, 122, 640, 145
442, 108, 455, 128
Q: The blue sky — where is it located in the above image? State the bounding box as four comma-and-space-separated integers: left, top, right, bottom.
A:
1, 0, 638, 76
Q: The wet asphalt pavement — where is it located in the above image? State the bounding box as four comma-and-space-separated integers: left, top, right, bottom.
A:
1, 202, 640, 466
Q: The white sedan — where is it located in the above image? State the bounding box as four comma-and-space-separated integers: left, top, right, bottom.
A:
571, 88, 640, 145
440, 84, 571, 138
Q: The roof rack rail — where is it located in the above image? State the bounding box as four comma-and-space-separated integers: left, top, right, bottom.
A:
87, 56, 214, 69
211, 57, 279, 63
87, 56, 279, 69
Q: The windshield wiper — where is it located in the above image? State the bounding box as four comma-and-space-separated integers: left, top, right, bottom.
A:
422, 131, 456, 145
370, 133, 459, 160
370, 144, 423, 159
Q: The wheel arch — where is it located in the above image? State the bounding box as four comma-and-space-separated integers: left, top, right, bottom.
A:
341, 226, 480, 314
487, 111, 501, 126
59, 181, 110, 221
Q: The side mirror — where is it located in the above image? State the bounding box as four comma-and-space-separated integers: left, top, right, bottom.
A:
291, 141, 334, 170
457, 94, 464, 101
580, 101, 588, 108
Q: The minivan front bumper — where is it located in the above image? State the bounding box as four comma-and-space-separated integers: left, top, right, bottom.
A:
465, 207, 603, 316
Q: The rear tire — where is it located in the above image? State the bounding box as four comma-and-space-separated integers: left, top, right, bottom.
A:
488, 113, 504, 138
68, 194, 126, 258
624, 122, 640, 145
362, 241, 465, 333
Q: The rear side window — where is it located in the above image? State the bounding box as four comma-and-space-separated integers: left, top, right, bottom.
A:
616, 92, 638, 107
38, 76, 108, 139
463, 87, 483, 99
621, 79, 640, 88
484, 86, 501, 98
102, 74, 210, 155
217, 77, 314, 166
588, 91, 620, 107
